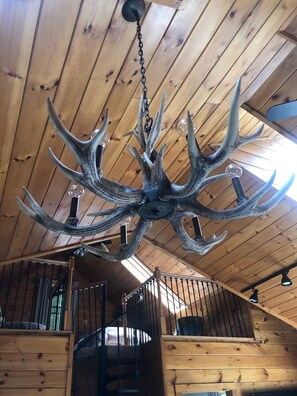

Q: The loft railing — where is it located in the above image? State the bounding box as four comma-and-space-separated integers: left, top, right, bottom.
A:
122, 268, 254, 339
72, 281, 107, 396
160, 272, 253, 338
72, 282, 107, 344
0, 257, 74, 331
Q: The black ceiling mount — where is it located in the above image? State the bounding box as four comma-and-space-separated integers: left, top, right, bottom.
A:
122, 0, 146, 22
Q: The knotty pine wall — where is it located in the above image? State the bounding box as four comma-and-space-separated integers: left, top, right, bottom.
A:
0, 331, 74, 396
161, 305, 297, 396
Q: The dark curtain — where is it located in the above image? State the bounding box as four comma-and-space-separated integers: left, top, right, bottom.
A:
34, 277, 51, 326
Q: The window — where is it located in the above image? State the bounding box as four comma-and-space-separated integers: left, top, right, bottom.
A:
122, 255, 186, 313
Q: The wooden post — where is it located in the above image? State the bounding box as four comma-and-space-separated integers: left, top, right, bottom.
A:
154, 267, 167, 335
64, 256, 75, 331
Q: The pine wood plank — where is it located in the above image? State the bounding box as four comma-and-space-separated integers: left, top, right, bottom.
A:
247, 46, 297, 109
0, 335, 69, 353
220, 223, 297, 286
0, 0, 82, 260
164, 25, 294, 183
166, 368, 297, 384
0, 353, 68, 370
211, 206, 297, 282
164, 354, 297, 370
158, 0, 280, 175
198, 3, 297, 147
31, 2, 140, 252
0, 370, 67, 388
20, 0, 118, 257
162, 340, 297, 356
0, 0, 42, 203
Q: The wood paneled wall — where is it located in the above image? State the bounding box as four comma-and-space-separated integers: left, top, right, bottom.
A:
161, 305, 297, 396
0, 331, 74, 395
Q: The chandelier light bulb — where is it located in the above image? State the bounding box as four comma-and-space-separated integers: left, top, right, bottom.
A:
91, 130, 110, 148
225, 163, 243, 178
119, 216, 132, 226
177, 117, 197, 137
68, 183, 85, 198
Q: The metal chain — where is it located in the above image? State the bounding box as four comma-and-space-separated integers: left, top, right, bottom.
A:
134, 11, 153, 135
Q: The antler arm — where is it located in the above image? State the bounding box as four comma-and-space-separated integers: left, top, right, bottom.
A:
17, 187, 136, 236
170, 211, 227, 255
81, 218, 152, 262
161, 78, 264, 200
47, 99, 144, 205
180, 172, 294, 221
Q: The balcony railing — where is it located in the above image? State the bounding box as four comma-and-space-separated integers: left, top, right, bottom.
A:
122, 268, 254, 339
0, 258, 74, 331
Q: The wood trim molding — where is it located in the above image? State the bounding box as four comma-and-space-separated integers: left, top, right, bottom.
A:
278, 30, 297, 46
0, 231, 129, 266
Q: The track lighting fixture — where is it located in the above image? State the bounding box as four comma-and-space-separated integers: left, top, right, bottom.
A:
281, 270, 292, 287
241, 262, 296, 297
249, 288, 258, 304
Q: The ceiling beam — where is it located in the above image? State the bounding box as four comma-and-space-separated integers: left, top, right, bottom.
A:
241, 103, 297, 144
0, 231, 129, 266
278, 30, 297, 46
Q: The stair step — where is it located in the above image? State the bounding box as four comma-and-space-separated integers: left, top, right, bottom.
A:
106, 371, 143, 381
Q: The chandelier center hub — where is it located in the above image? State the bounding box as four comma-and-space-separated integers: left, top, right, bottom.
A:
137, 200, 174, 220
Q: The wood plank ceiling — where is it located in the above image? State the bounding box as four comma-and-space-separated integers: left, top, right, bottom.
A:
1, 0, 297, 327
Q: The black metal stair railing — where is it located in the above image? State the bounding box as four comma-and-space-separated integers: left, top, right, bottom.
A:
72, 286, 147, 396
72, 270, 254, 396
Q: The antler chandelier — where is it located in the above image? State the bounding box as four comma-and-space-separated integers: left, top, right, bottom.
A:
17, 0, 294, 262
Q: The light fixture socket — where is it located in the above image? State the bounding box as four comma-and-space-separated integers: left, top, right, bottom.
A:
281, 271, 292, 287
249, 288, 258, 304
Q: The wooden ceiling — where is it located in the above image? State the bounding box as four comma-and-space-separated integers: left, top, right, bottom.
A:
1, 0, 297, 328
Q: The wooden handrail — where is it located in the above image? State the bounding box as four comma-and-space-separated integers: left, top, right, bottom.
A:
122, 275, 155, 302
63, 256, 75, 331
72, 280, 107, 293
122, 271, 217, 304
160, 272, 216, 283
